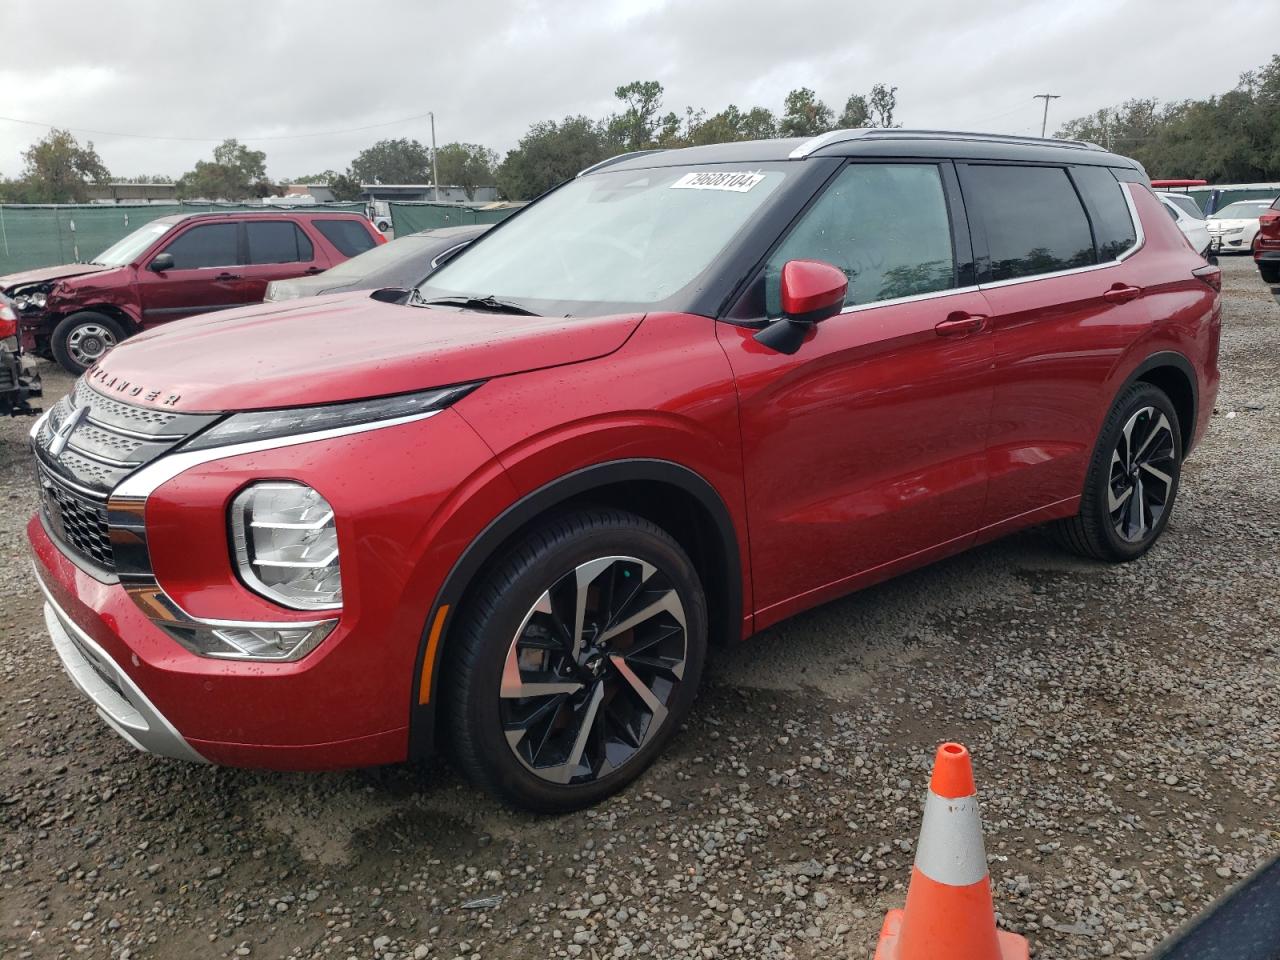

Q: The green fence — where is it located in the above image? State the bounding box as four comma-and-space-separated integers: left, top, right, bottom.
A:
388, 202, 522, 236
0, 202, 367, 275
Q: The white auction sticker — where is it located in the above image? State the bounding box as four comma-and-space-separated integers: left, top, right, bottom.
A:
670, 171, 766, 193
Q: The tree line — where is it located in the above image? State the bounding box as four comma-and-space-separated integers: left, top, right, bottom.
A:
494, 80, 899, 199
1057, 54, 1280, 183
0, 80, 899, 204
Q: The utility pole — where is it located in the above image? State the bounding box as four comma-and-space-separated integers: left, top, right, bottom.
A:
1033, 94, 1061, 138
429, 111, 440, 202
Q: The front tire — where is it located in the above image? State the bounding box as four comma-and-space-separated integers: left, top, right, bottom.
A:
1053, 382, 1183, 562
445, 508, 707, 812
51, 311, 126, 375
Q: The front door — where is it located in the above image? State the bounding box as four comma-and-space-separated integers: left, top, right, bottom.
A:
135, 221, 247, 328
718, 161, 995, 628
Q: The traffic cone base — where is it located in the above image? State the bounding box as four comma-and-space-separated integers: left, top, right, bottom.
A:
876, 907, 1029, 960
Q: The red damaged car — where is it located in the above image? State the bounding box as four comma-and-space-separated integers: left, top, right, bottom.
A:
28, 131, 1220, 811
1, 210, 382, 374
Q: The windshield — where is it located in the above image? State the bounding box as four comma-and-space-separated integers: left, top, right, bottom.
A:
417, 165, 786, 316
94, 221, 173, 266
1209, 201, 1275, 220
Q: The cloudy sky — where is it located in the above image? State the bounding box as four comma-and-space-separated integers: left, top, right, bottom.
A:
1, 0, 1277, 182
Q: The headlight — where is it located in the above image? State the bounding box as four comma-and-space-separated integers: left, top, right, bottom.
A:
182, 383, 478, 452
231, 482, 342, 610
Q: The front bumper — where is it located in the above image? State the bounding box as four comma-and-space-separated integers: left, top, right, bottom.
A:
26, 404, 510, 769
35, 564, 206, 762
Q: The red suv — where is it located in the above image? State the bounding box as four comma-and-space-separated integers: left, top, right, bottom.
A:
27, 131, 1221, 811
1, 211, 382, 374
1255, 197, 1280, 284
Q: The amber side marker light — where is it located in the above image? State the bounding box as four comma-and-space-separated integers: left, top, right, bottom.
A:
418, 604, 450, 704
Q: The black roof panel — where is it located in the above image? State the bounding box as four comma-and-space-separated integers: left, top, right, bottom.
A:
594, 129, 1143, 175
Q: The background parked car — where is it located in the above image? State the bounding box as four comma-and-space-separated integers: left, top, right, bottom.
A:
1156, 191, 1212, 257
1206, 198, 1277, 254
1253, 197, 1280, 284
0, 293, 40, 416
265, 225, 490, 302
0, 211, 384, 374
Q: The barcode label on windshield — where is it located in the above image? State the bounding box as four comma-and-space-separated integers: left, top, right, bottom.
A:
670, 171, 766, 193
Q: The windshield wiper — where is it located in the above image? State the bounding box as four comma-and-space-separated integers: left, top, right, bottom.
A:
416, 294, 540, 316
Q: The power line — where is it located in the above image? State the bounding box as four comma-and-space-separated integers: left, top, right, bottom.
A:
0, 111, 439, 144
1033, 93, 1061, 138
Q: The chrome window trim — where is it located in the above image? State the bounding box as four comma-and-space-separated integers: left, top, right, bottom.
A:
837, 284, 982, 316
976, 181, 1146, 292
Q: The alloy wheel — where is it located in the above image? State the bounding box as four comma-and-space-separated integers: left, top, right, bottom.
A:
500, 555, 687, 786
66, 323, 118, 367
1108, 405, 1176, 543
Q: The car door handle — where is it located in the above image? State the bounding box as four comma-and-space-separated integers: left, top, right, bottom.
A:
1103, 284, 1142, 303
215, 272, 242, 280
935, 312, 987, 336
303, 266, 323, 275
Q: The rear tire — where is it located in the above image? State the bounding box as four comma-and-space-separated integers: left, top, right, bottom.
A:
1052, 382, 1183, 562
1259, 261, 1280, 286
445, 508, 707, 812
51, 311, 126, 375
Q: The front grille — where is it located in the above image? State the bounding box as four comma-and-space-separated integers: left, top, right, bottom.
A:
37, 464, 114, 571
32, 381, 219, 576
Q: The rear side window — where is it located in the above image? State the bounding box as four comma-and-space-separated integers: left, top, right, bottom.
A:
162, 223, 239, 269
1166, 194, 1204, 219
246, 221, 314, 264
961, 165, 1096, 281
314, 219, 376, 257
764, 162, 956, 314
1071, 166, 1138, 261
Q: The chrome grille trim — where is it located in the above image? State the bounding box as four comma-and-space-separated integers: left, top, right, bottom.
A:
31, 382, 219, 576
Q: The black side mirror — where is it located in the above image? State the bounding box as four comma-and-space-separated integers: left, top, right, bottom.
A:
148, 253, 175, 273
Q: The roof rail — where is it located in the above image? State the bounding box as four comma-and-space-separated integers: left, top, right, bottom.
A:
788, 128, 1106, 159
577, 149, 666, 177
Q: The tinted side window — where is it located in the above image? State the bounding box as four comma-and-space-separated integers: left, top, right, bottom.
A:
962, 165, 1096, 281
246, 221, 314, 264
1072, 165, 1138, 261
765, 163, 955, 314
315, 219, 376, 257
162, 223, 239, 269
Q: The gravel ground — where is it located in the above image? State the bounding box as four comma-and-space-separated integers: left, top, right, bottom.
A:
1, 257, 1277, 960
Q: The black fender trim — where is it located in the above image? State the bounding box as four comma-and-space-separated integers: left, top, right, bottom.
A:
407, 458, 744, 760
1122, 350, 1200, 450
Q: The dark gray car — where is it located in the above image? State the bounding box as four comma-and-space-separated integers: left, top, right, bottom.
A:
265, 225, 490, 301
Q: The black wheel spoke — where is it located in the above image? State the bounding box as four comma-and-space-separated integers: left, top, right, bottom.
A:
499, 555, 687, 786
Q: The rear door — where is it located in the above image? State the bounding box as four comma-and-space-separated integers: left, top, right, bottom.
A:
957, 162, 1149, 537
134, 221, 247, 327
311, 218, 379, 265
719, 160, 995, 627
238, 220, 328, 304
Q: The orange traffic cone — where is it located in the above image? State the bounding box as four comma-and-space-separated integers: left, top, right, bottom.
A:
875, 742, 1029, 960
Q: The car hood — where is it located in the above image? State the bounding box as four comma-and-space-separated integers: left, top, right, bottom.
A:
1206, 218, 1256, 229
0, 262, 115, 291
86, 292, 644, 412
